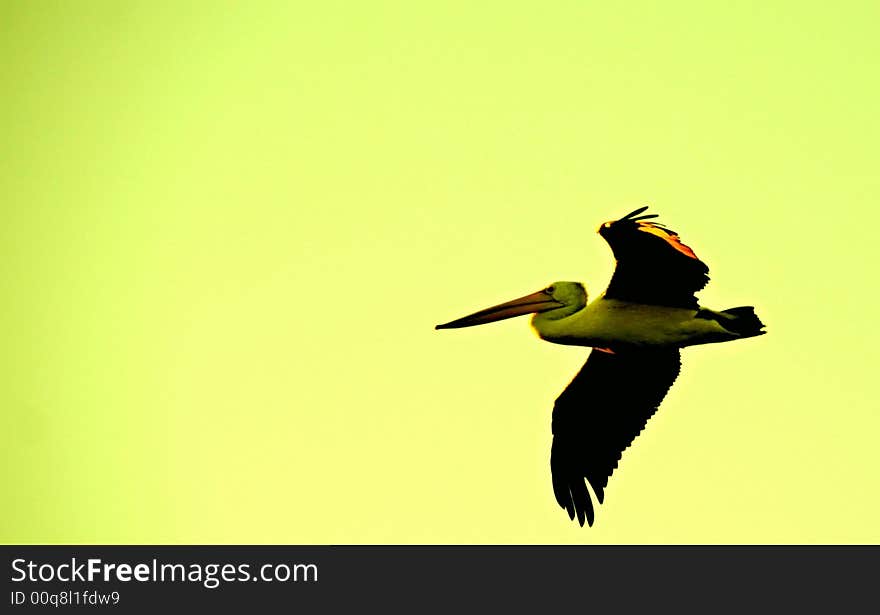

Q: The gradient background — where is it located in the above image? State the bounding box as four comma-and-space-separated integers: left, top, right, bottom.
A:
3, 2, 878, 544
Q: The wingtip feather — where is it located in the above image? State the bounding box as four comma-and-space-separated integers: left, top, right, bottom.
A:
621, 205, 650, 220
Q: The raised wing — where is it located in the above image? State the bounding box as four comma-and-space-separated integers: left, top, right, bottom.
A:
598, 206, 709, 309
550, 348, 681, 527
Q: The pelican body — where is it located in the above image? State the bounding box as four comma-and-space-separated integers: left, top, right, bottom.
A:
535, 292, 755, 350
437, 207, 765, 527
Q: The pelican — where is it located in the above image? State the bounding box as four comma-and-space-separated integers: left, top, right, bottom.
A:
436, 207, 765, 527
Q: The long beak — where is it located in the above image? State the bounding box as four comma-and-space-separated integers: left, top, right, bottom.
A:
436, 289, 564, 329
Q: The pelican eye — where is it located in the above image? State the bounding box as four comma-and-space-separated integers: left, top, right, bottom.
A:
545, 286, 556, 295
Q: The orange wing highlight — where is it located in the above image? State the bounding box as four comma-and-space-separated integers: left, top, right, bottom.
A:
636, 222, 699, 260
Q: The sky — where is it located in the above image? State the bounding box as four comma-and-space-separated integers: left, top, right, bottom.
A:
2, 1, 879, 543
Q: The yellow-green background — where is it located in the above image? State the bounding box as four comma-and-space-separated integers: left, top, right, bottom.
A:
3, 2, 878, 543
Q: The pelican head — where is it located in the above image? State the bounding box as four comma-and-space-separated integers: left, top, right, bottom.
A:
436, 281, 587, 330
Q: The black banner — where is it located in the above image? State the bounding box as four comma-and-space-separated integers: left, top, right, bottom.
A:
2, 546, 876, 612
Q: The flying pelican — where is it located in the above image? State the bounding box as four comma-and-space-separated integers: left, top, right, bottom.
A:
436, 207, 765, 527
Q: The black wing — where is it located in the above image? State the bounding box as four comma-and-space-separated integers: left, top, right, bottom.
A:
550, 348, 681, 527
598, 206, 709, 309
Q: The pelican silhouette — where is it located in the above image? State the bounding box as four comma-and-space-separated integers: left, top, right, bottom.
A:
436, 207, 765, 526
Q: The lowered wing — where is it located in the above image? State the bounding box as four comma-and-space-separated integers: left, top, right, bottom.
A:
550, 348, 681, 526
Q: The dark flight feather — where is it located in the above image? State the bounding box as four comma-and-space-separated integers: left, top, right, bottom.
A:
599, 208, 709, 309
550, 348, 681, 526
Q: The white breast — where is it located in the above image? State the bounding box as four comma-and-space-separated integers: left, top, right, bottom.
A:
533, 297, 734, 348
